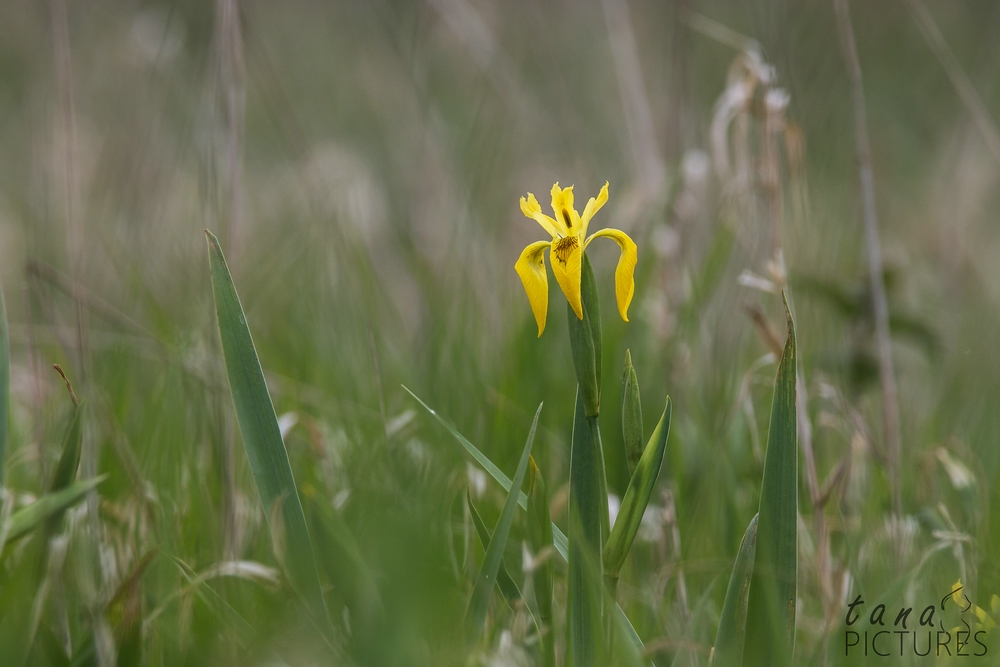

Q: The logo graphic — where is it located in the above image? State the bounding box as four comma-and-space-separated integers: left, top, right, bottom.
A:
843, 581, 996, 658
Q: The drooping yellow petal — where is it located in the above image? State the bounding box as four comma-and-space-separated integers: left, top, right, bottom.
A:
550, 234, 583, 320
579, 181, 609, 237
521, 193, 563, 238
550, 183, 581, 234
515, 241, 552, 336
585, 228, 638, 322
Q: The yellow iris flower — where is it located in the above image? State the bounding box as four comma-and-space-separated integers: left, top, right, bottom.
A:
515, 182, 638, 336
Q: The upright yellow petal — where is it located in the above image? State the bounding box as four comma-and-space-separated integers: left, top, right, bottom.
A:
585, 228, 637, 321
515, 241, 552, 336
550, 234, 584, 320
521, 193, 564, 238
550, 183, 581, 234
579, 181, 609, 237
952, 580, 966, 607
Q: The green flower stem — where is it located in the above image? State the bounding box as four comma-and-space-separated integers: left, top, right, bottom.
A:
568, 254, 610, 539
566, 253, 613, 666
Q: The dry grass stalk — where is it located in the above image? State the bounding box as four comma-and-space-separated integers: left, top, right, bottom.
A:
832, 0, 902, 512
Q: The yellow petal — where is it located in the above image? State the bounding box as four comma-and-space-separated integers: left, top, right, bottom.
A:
579, 181, 609, 237
521, 193, 563, 238
550, 182, 581, 234
952, 580, 965, 606
515, 241, 551, 336
550, 235, 583, 320
585, 228, 637, 322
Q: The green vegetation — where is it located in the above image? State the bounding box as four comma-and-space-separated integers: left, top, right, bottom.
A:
1, 2, 999, 665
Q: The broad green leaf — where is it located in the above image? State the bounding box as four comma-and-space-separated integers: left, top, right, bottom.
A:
406, 387, 649, 657
206, 230, 334, 645
5, 476, 107, 544
603, 397, 671, 579
568, 390, 605, 667
711, 514, 758, 667
465, 403, 540, 640
50, 401, 85, 493
0, 283, 8, 507
621, 350, 643, 476
743, 296, 797, 667
467, 492, 522, 606
527, 457, 554, 667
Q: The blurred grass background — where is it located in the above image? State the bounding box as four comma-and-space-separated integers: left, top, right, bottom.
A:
1, 0, 1000, 664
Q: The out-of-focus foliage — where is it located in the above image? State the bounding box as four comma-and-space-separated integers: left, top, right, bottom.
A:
1, 0, 1000, 664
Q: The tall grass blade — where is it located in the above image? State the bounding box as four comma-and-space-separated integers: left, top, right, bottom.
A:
50, 402, 84, 493
465, 403, 540, 640
403, 387, 570, 548
711, 513, 758, 667
743, 297, 797, 667
106, 550, 157, 667
527, 458, 555, 667
0, 283, 8, 507
4, 475, 107, 545
604, 397, 671, 579
205, 230, 334, 644
171, 558, 256, 649
306, 495, 381, 618
467, 492, 522, 606
406, 386, 650, 655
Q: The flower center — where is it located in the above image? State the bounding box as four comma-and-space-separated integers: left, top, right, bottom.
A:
553, 236, 578, 264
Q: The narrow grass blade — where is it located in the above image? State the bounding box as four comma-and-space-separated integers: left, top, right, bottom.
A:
206, 231, 333, 643
465, 403, 540, 640
406, 386, 650, 656
4, 475, 107, 544
527, 458, 554, 667
467, 492, 522, 606
568, 389, 604, 666
106, 550, 157, 667
711, 514, 758, 667
612, 603, 653, 667
743, 296, 797, 667
0, 283, 8, 505
621, 350, 643, 476
171, 557, 256, 648
306, 495, 381, 617
50, 401, 85, 492
604, 397, 671, 579
403, 385, 573, 551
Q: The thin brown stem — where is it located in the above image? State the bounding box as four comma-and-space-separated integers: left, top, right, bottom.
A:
52, 364, 78, 408
905, 0, 1000, 167
832, 0, 902, 512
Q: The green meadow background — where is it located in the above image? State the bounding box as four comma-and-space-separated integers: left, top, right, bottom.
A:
1, 0, 999, 664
